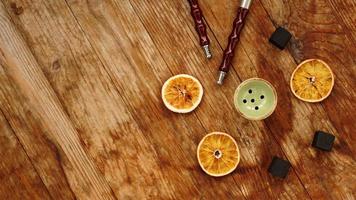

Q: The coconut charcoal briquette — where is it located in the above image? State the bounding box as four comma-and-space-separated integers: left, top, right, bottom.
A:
312, 131, 335, 151
269, 27, 292, 50
268, 156, 291, 178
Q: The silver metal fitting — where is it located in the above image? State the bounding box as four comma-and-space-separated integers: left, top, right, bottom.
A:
203, 45, 212, 59
217, 71, 227, 85
241, 0, 252, 9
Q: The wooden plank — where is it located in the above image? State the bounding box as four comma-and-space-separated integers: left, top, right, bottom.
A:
0, 110, 51, 199
44, 0, 247, 198
0, 66, 76, 200
198, 0, 356, 199
64, 0, 312, 198
0, 2, 116, 199
327, 0, 356, 43
258, 0, 356, 146
0, 0, 353, 199
1, 0, 243, 198
2, 0, 188, 198
0, 67, 79, 200
1, 0, 172, 199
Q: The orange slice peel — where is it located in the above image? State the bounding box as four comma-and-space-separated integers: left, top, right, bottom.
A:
197, 132, 240, 177
290, 59, 334, 102
161, 74, 203, 113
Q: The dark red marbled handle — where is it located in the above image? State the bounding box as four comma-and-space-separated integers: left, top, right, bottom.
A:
219, 7, 249, 72
188, 0, 209, 46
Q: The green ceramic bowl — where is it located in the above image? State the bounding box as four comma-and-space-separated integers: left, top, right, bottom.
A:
234, 78, 277, 120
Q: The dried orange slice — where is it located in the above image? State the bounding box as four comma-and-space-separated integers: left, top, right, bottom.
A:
290, 59, 334, 102
162, 74, 203, 113
197, 132, 240, 177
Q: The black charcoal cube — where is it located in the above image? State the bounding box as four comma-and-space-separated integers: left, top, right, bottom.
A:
268, 156, 291, 178
312, 131, 335, 151
269, 27, 292, 50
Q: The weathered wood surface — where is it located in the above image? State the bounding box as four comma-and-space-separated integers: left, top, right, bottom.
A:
0, 0, 355, 199
0, 111, 51, 199
199, 0, 356, 199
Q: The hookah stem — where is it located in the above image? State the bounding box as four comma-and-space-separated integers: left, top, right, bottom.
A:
217, 0, 252, 84
188, 0, 211, 58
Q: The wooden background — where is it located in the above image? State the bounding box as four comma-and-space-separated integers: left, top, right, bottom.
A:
0, 0, 355, 199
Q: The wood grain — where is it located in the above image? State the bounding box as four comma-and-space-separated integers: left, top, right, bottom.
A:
259, 0, 356, 147
199, 0, 356, 199
327, 0, 356, 43
0, 111, 51, 199
0, 0, 355, 199
0, 1, 115, 199
123, 0, 310, 199
58, 0, 246, 198
1, 0, 174, 199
